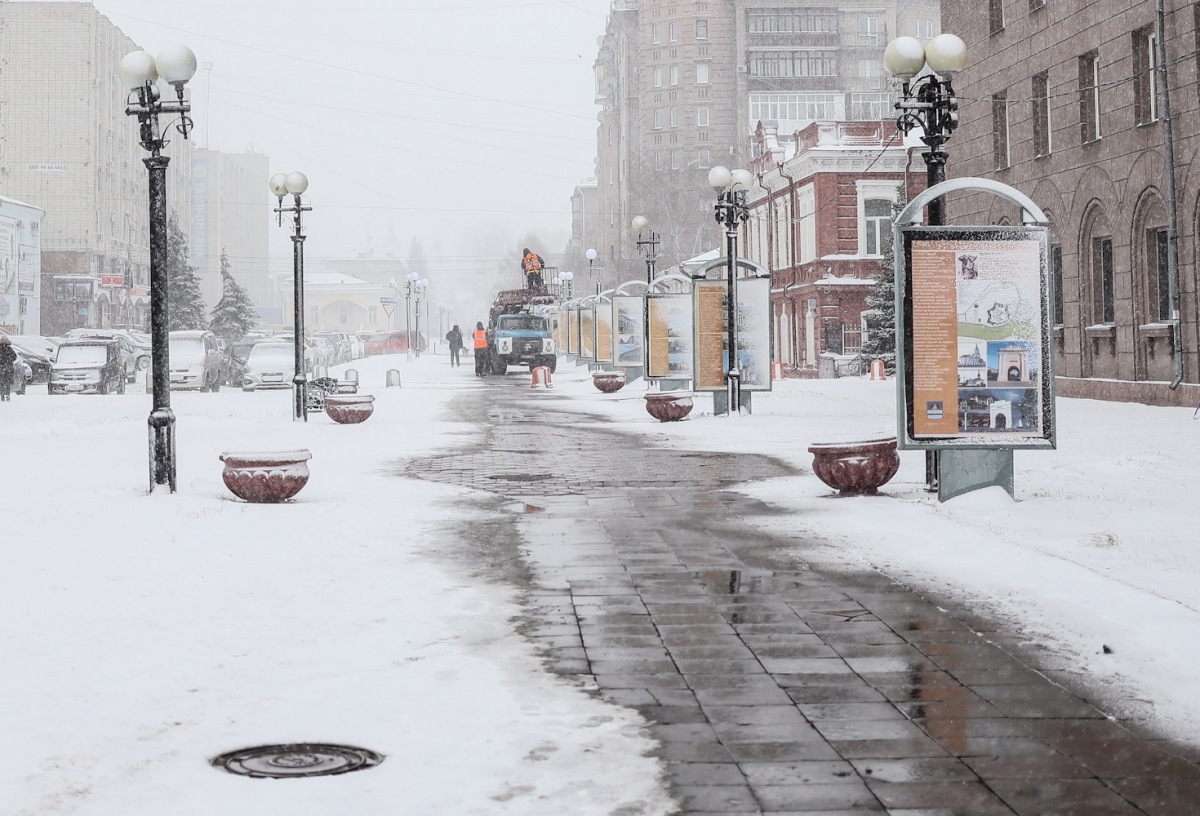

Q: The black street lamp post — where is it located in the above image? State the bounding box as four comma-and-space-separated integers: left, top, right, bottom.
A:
885, 33, 968, 491
119, 45, 198, 494
708, 166, 753, 414
632, 216, 659, 284
414, 277, 428, 357
271, 171, 312, 421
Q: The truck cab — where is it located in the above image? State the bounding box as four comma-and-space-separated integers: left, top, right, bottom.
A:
489, 311, 556, 374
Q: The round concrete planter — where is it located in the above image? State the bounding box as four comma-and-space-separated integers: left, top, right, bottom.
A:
644, 391, 694, 422
592, 371, 627, 393
324, 394, 375, 424
807, 437, 900, 496
220, 450, 312, 503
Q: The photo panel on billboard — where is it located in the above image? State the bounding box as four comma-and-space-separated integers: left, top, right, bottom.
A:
693, 280, 727, 391
735, 276, 772, 392
647, 293, 693, 380
567, 307, 579, 355
595, 300, 613, 364
580, 308, 595, 359
613, 295, 644, 367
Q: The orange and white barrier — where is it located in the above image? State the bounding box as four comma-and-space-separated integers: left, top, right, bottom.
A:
870, 359, 886, 381
531, 366, 554, 389
772, 360, 784, 380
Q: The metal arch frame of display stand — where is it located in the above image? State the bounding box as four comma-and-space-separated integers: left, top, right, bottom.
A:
893, 177, 1054, 503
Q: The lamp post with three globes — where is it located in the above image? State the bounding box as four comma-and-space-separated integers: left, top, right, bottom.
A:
707, 165, 754, 414
119, 44, 198, 493
270, 171, 312, 422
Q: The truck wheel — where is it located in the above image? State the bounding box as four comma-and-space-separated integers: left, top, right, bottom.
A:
492, 359, 507, 375
546, 356, 557, 374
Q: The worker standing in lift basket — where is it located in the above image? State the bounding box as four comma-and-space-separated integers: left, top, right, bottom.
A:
521, 247, 545, 290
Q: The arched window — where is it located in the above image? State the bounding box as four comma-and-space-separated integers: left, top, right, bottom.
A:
1134, 193, 1168, 323
1082, 205, 1114, 324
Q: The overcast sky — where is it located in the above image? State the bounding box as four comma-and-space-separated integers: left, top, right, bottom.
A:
79, 0, 609, 284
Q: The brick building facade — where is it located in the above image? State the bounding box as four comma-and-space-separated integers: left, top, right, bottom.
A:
743, 120, 921, 374
943, 0, 1200, 405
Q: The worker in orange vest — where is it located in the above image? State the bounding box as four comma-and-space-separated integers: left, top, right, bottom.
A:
473, 321, 489, 377
521, 247, 545, 290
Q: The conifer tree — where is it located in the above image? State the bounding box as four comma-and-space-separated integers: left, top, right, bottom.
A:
165, 213, 208, 331
209, 249, 259, 342
859, 198, 904, 373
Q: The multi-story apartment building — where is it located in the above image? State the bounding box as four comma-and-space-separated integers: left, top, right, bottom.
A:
0, 1, 192, 334
587, 0, 938, 286
190, 148, 270, 308
943, 0, 1200, 405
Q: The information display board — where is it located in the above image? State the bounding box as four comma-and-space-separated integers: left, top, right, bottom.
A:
566, 306, 579, 355
647, 293, 693, 380
899, 226, 1055, 449
595, 299, 613, 364
735, 277, 772, 392
693, 280, 727, 391
579, 308, 595, 359
612, 296, 644, 367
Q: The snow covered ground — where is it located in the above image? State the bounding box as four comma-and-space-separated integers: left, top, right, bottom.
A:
545, 360, 1200, 746
1, 354, 672, 816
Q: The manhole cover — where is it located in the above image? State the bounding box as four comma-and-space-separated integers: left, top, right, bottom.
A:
212, 743, 384, 778
489, 473, 551, 482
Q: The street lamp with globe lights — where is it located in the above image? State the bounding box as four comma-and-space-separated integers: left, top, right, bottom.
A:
632, 216, 660, 284
884, 33, 967, 227
584, 248, 598, 283
414, 278, 429, 358
709, 165, 754, 414
271, 171, 312, 421
560, 270, 574, 300
405, 272, 420, 360
120, 44, 198, 493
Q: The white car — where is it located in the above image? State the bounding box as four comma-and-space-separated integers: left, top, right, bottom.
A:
242, 342, 298, 391
168, 330, 222, 391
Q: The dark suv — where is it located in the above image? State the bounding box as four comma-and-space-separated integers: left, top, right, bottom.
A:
49, 340, 126, 395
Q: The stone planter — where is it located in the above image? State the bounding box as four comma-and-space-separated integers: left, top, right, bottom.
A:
324, 394, 375, 424
644, 391, 694, 422
592, 371, 627, 393
807, 437, 900, 496
219, 450, 312, 503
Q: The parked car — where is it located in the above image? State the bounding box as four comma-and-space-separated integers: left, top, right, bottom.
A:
168, 330, 222, 391
242, 341, 298, 391
64, 328, 145, 382
310, 336, 337, 370
49, 339, 126, 395
314, 331, 349, 364
365, 331, 409, 356
7, 338, 52, 383
221, 338, 261, 386
347, 333, 365, 360
11, 351, 32, 395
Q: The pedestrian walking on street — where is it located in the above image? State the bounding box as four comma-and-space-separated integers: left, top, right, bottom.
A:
445, 324, 464, 367
0, 337, 15, 402
473, 322, 489, 377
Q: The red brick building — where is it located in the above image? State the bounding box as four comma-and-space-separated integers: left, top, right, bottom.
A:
744, 120, 923, 374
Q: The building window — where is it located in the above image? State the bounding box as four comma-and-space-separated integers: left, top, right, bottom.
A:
696, 19, 708, 39
863, 199, 892, 257
654, 109, 664, 129
670, 108, 679, 127
915, 18, 934, 39
654, 67, 662, 87
858, 15, 879, 41
1150, 227, 1171, 320
992, 92, 1010, 170
310, 305, 319, 324
696, 63, 709, 84
1051, 245, 1064, 326
748, 9, 836, 33
671, 150, 682, 170
1094, 235, 1115, 323
850, 92, 889, 120
669, 22, 678, 41
655, 152, 664, 170
858, 59, 883, 88
1080, 51, 1102, 142
749, 51, 837, 78
989, 0, 1005, 33
1033, 71, 1052, 156
697, 149, 711, 168
697, 106, 710, 126
652, 24, 661, 43
1134, 26, 1158, 124
369, 306, 378, 324
670, 65, 679, 85
750, 92, 843, 122
799, 185, 816, 264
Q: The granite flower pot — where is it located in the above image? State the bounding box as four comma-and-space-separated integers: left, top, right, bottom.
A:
219, 450, 312, 503
592, 371, 627, 393
807, 437, 900, 495
644, 391, 694, 422
324, 394, 375, 424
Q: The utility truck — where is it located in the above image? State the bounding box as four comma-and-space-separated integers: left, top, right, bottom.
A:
487, 287, 556, 375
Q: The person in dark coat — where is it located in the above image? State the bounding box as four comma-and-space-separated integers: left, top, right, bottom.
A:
473, 321, 489, 376
0, 337, 15, 401
445, 324, 464, 367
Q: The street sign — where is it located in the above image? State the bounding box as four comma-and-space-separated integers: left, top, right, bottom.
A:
381, 303, 395, 317
380, 297, 397, 304
100, 274, 124, 287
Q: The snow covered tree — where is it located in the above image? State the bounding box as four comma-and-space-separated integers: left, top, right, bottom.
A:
859, 198, 904, 373
209, 249, 259, 342
166, 213, 208, 331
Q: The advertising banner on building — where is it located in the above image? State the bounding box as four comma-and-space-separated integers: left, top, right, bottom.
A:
693, 280, 727, 391
735, 276, 772, 392
899, 226, 1055, 449
647, 293, 693, 380
595, 299, 613, 364
580, 308, 595, 359
613, 295, 644, 367
0, 218, 16, 293
567, 306, 579, 355
18, 246, 37, 295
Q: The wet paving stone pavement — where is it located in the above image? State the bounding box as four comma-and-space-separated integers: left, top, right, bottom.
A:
410, 384, 1200, 815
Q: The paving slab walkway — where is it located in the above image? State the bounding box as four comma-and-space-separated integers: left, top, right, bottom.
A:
410, 383, 1200, 815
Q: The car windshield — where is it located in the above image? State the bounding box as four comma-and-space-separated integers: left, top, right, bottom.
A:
498, 315, 547, 331
168, 338, 204, 358
230, 343, 255, 361
57, 345, 107, 365
248, 344, 294, 365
